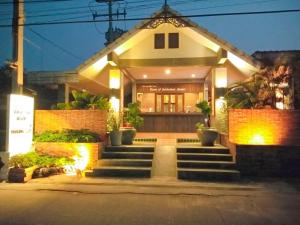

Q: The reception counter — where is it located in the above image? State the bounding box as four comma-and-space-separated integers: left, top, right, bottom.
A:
138, 112, 205, 133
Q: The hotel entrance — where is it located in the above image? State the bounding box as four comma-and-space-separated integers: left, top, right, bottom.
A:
132, 81, 206, 132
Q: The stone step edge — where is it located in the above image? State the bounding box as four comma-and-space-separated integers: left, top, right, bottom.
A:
93, 166, 151, 171
178, 168, 240, 173
177, 153, 232, 156
177, 160, 235, 164
103, 152, 154, 154
98, 159, 153, 162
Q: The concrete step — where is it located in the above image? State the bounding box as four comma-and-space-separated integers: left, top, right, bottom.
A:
102, 151, 153, 159
90, 166, 151, 178
105, 146, 155, 152
178, 168, 240, 181
97, 159, 152, 167
177, 160, 236, 169
177, 153, 232, 161
177, 146, 229, 154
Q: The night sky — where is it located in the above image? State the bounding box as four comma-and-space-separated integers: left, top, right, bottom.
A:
0, 0, 300, 72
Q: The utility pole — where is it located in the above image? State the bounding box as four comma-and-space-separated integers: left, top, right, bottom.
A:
94, 0, 125, 45
12, 0, 24, 94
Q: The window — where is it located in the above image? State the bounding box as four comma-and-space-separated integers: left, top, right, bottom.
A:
168, 33, 179, 48
154, 33, 165, 49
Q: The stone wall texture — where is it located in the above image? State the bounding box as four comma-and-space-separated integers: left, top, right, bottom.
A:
35, 110, 108, 139
236, 145, 300, 177
229, 109, 300, 146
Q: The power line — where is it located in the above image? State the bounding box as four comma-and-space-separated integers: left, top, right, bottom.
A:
0, 0, 78, 5
27, 27, 83, 61
0, 8, 299, 27
180, 0, 281, 12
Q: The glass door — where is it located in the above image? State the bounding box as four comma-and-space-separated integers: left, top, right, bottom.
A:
156, 94, 184, 113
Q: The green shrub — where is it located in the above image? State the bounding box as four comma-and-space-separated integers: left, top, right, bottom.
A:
9, 151, 74, 168
34, 129, 101, 143
52, 90, 111, 110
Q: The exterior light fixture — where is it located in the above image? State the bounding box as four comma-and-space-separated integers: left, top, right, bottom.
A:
215, 67, 227, 88
218, 49, 228, 64
165, 69, 171, 75
191, 74, 196, 78
109, 69, 121, 89
107, 52, 118, 67
143, 74, 148, 79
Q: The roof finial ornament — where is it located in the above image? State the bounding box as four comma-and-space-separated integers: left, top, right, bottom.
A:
164, 0, 168, 21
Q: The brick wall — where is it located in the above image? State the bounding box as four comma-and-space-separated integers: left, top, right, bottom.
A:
236, 145, 300, 177
35, 110, 108, 139
229, 109, 300, 146
35, 142, 103, 169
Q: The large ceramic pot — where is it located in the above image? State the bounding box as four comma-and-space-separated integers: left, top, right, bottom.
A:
109, 130, 122, 146
121, 127, 136, 145
197, 128, 218, 146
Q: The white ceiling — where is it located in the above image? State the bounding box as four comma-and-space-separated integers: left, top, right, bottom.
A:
125, 66, 211, 80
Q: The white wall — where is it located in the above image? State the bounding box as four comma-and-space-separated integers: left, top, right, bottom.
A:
119, 23, 216, 59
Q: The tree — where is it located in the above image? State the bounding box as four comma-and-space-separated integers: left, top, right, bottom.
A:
225, 66, 293, 109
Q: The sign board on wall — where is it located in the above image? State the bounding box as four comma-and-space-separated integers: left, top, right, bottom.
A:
136, 83, 203, 93
6, 94, 34, 156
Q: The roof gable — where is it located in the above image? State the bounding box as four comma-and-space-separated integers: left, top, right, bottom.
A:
77, 5, 260, 76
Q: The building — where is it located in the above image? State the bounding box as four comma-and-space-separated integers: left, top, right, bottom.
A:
27, 5, 261, 132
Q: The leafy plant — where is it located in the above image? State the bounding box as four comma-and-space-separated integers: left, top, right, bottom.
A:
34, 129, 101, 143
88, 95, 111, 110
195, 122, 205, 130
53, 90, 110, 110
9, 151, 74, 168
107, 111, 120, 132
123, 102, 144, 128
196, 100, 212, 127
225, 66, 293, 109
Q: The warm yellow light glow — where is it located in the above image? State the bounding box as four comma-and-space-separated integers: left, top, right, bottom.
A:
215, 97, 226, 110
218, 58, 227, 64
8, 94, 34, 157
63, 144, 93, 176
250, 134, 265, 145
191, 74, 196, 78
215, 68, 227, 88
143, 74, 148, 79
110, 96, 120, 112
108, 60, 117, 67
92, 56, 107, 72
109, 69, 121, 89
165, 69, 171, 75
73, 145, 90, 171
228, 52, 247, 69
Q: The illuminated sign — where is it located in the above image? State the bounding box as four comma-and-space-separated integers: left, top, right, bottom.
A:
136, 84, 202, 93
7, 94, 34, 156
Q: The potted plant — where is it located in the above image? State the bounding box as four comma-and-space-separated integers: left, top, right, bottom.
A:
107, 111, 122, 146
122, 103, 144, 145
195, 101, 218, 146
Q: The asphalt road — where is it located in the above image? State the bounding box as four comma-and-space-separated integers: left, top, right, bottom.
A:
0, 180, 300, 225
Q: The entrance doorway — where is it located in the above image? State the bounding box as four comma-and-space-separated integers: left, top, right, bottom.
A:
155, 93, 184, 113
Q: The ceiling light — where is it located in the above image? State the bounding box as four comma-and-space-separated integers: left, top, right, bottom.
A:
143, 74, 148, 79
165, 69, 171, 75
191, 74, 196, 78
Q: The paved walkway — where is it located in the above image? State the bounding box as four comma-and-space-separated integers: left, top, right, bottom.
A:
151, 139, 177, 179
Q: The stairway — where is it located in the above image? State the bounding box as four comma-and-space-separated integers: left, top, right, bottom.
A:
87, 145, 155, 178
177, 145, 240, 181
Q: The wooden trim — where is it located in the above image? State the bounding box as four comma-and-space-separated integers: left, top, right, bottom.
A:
118, 57, 218, 67
136, 79, 204, 84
